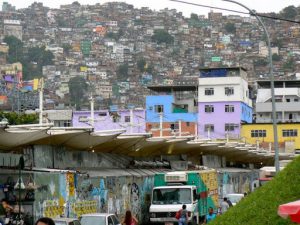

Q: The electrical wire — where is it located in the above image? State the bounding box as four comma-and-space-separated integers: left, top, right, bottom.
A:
170, 0, 300, 24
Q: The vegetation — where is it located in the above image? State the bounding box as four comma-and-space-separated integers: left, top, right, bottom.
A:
280, 5, 298, 20
4, 36, 24, 63
190, 13, 199, 20
68, 76, 88, 110
224, 23, 236, 34
0, 111, 38, 125
151, 29, 174, 45
4, 36, 54, 80
137, 58, 146, 72
210, 156, 300, 225
272, 53, 282, 61
117, 63, 129, 80
283, 57, 295, 71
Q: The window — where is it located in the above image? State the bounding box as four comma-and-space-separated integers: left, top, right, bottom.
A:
155, 105, 164, 113
205, 105, 214, 113
251, 130, 266, 137
294, 99, 299, 102
205, 88, 214, 95
193, 189, 197, 202
186, 122, 190, 127
286, 98, 290, 102
63, 120, 71, 127
124, 116, 130, 123
204, 124, 214, 132
99, 112, 107, 116
225, 87, 234, 96
78, 116, 88, 122
282, 129, 298, 137
225, 123, 238, 131
225, 105, 234, 112
170, 123, 179, 130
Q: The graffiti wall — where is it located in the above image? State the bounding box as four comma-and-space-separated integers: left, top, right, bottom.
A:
217, 169, 259, 198
76, 175, 154, 222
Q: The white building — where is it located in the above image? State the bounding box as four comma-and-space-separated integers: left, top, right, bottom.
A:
256, 80, 300, 123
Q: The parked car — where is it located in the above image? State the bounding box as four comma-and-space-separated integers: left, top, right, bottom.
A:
80, 213, 121, 225
226, 193, 244, 206
53, 218, 81, 225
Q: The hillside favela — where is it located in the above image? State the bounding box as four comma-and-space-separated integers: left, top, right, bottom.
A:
0, 1, 300, 225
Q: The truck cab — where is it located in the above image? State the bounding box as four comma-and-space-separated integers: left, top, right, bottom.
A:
150, 185, 199, 223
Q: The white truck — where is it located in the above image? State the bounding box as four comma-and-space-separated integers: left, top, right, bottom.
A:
149, 170, 218, 224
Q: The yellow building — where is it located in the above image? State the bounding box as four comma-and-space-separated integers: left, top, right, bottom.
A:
241, 123, 300, 153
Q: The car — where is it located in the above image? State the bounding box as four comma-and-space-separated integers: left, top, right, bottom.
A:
80, 213, 121, 225
226, 193, 244, 206
53, 218, 81, 225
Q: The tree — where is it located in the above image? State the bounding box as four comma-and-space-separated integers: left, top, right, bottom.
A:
151, 29, 174, 45
3, 35, 24, 63
137, 58, 146, 72
68, 76, 88, 110
0, 111, 38, 125
117, 64, 129, 80
280, 5, 298, 20
190, 13, 199, 20
224, 23, 236, 34
272, 53, 281, 62
62, 43, 72, 55
283, 57, 295, 71
23, 46, 54, 80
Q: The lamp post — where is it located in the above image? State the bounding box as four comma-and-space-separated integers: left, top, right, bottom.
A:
222, 0, 279, 173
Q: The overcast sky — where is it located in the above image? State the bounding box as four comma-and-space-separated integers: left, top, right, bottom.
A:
3, 0, 300, 17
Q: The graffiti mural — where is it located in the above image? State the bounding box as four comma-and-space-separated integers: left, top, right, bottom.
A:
130, 182, 140, 217
32, 171, 155, 223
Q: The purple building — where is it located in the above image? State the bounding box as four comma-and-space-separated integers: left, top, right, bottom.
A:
198, 67, 253, 139
72, 108, 146, 135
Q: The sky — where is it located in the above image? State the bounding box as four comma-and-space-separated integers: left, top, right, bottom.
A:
2, 0, 300, 17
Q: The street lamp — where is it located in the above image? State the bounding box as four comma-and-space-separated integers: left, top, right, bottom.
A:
221, 0, 279, 173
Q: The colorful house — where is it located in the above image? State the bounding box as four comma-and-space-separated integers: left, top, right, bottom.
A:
146, 85, 198, 137
72, 106, 146, 135
198, 67, 253, 139
241, 123, 300, 153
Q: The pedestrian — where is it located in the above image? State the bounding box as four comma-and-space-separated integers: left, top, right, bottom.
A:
220, 197, 230, 214
1, 199, 13, 224
35, 217, 55, 225
204, 207, 216, 224
178, 204, 188, 225
226, 198, 233, 207
122, 210, 138, 225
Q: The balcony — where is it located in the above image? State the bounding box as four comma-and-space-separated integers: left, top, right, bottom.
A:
256, 102, 300, 113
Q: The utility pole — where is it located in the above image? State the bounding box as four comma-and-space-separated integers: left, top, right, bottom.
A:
223, 0, 280, 173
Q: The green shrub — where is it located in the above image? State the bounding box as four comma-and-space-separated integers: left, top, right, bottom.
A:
210, 156, 300, 225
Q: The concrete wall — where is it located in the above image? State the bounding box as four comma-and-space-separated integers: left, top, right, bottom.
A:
33, 145, 131, 169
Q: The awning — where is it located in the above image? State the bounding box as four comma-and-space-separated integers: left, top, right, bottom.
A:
278, 200, 300, 223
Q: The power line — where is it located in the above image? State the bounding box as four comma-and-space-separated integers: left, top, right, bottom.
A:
170, 0, 300, 24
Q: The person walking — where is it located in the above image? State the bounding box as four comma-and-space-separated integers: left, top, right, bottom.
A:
204, 207, 217, 224
35, 217, 55, 225
178, 205, 188, 225
220, 197, 230, 214
122, 210, 138, 225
